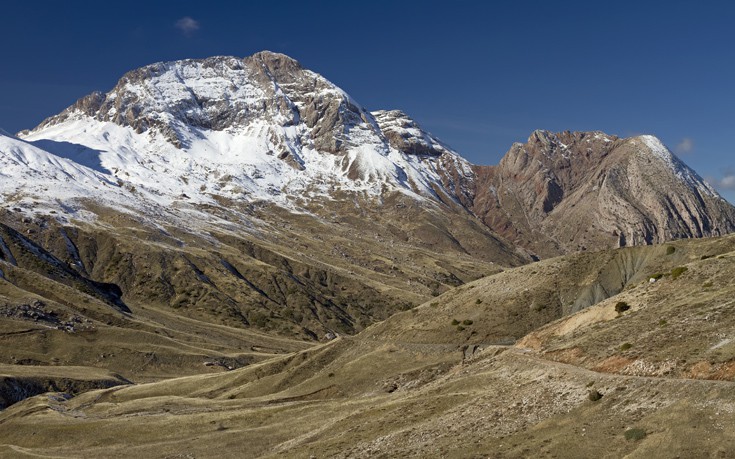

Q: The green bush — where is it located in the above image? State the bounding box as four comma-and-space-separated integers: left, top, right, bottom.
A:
671, 266, 688, 280
475, 299, 482, 304
462, 319, 473, 326
624, 428, 647, 441
451, 319, 460, 326
615, 301, 630, 313
650, 273, 664, 280
620, 342, 633, 351
666, 246, 676, 255
456, 325, 465, 332
588, 390, 603, 401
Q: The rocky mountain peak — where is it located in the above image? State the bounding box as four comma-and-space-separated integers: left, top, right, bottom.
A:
469, 130, 735, 257
372, 110, 451, 157
14, 51, 479, 210
27, 52, 381, 154
246, 50, 305, 82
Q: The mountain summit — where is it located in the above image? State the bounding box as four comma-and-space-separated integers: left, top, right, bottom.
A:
19, 51, 469, 208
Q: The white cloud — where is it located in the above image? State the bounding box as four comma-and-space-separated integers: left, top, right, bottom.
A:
719, 174, 735, 190
710, 168, 735, 191
675, 137, 694, 155
175, 17, 200, 36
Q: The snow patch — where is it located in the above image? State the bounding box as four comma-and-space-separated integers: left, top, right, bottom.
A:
638, 135, 719, 198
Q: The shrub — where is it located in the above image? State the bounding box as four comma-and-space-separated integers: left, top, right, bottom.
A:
620, 342, 633, 351
456, 325, 465, 332
703, 282, 713, 288
588, 390, 603, 401
671, 266, 688, 280
624, 428, 647, 441
475, 299, 482, 304
659, 319, 667, 327
650, 273, 664, 280
462, 319, 474, 326
451, 319, 460, 326
666, 246, 676, 255
615, 301, 630, 313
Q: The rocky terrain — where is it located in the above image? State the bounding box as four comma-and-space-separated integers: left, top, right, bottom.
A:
0, 51, 734, 457
468, 130, 735, 257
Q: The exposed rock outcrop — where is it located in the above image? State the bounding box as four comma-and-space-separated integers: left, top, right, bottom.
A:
468, 130, 735, 257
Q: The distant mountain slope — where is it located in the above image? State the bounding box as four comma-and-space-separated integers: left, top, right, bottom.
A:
468, 130, 735, 257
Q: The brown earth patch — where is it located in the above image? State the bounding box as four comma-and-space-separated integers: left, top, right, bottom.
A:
544, 347, 586, 365
592, 355, 636, 373
688, 360, 735, 381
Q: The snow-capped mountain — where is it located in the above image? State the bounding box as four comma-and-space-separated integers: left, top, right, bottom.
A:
15, 51, 469, 215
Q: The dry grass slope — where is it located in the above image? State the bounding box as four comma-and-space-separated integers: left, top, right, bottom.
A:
0, 235, 734, 457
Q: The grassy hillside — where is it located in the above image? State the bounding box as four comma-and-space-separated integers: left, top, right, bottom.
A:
1, 235, 734, 457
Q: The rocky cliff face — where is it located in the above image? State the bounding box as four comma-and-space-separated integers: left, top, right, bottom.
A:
469, 130, 735, 257
33, 52, 375, 154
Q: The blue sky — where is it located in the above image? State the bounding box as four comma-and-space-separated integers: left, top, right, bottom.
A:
2, 1, 734, 202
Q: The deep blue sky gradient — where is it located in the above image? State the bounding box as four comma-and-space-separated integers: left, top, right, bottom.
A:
2, 0, 734, 202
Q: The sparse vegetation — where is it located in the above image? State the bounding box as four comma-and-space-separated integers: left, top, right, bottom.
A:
624, 428, 647, 441
666, 246, 676, 255
620, 342, 633, 351
615, 301, 630, 314
703, 282, 713, 288
451, 319, 460, 326
462, 319, 473, 326
650, 273, 664, 280
671, 266, 688, 280
456, 325, 465, 332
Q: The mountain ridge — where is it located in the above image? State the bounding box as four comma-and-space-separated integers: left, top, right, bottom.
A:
11, 51, 735, 258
